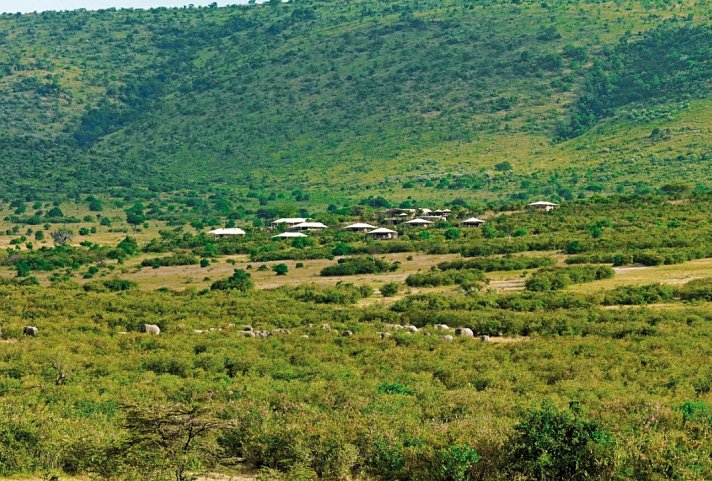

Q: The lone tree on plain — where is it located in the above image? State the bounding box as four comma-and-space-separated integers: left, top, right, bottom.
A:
125, 202, 146, 232
51, 228, 74, 246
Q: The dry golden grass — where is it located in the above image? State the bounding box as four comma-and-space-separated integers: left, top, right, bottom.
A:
568, 258, 712, 293
119, 252, 461, 291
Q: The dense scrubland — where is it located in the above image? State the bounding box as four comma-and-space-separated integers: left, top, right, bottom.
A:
0, 266, 711, 480
1, 193, 711, 480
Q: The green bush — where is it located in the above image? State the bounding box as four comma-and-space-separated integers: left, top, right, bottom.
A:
506, 402, 615, 480
320, 256, 398, 276
438, 255, 556, 272
406, 269, 486, 288
272, 264, 289, 276
603, 284, 674, 305
211, 269, 254, 291
141, 253, 198, 268
380, 282, 400, 297
678, 278, 712, 302
526, 265, 614, 291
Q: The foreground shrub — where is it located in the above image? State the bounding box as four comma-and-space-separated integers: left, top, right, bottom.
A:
506, 401, 615, 480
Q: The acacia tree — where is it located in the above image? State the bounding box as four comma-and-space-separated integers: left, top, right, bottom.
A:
125, 202, 146, 232
50, 228, 74, 246
120, 403, 225, 481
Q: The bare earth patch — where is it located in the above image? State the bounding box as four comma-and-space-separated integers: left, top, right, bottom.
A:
485, 336, 529, 344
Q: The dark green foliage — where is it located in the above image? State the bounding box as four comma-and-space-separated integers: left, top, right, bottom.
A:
566, 245, 712, 267
4, 245, 115, 273
210, 269, 254, 291
376, 382, 413, 396
332, 243, 352, 256
141, 253, 198, 268
125, 203, 145, 230
286, 283, 371, 304
438, 255, 556, 272
320, 256, 397, 276
526, 266, 614, 291
116, 236, 139, 256
405, 269, 485, 288
438, 445, 480, 481
506, 402, 615, 480
272, 263, 288, 276
560, 25, 712, 138
444, 228, 461, 240
678, 278, 712, 302
380, 282, 399, 297
603, 284, 675, 305
84, 278, 139, 293
680, 401, 712, 425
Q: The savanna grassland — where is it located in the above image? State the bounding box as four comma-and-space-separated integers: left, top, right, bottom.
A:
1, 0, 712, 480
1, 194, 712, 481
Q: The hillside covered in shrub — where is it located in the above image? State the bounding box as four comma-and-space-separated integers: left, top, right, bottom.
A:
0, 0, 710, 213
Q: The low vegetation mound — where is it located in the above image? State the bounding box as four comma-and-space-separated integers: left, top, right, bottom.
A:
525, 265, 614, 291
405, 269, 486, 289
320, 256, 399, 277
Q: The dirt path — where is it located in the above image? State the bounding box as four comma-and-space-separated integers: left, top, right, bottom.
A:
488, 278, 526, 291
568, 258, 712, 293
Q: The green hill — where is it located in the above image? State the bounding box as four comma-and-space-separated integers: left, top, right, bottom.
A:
1, 0, 710, 212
